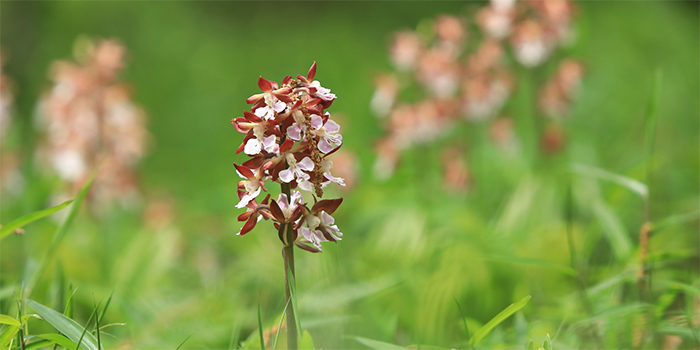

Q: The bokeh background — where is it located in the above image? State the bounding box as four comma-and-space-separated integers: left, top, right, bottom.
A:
1, 1, 698, 349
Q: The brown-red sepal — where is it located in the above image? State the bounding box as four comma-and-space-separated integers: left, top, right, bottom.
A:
296, 241, 321, 253
269, 200, 286, 223
244, 111, 263, 122
280, 138, 295, 153
258, 76, 273, 92
237, 210, 252, 222
234, 163, 255, 180
238, 215, 258, 236
312, 198, 343, 215
307, 61, 317, 82
317, 224, 338, 242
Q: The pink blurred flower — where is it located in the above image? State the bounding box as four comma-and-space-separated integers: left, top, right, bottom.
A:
36, 38, 148, 209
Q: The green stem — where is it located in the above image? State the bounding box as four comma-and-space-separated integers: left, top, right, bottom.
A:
280, 182, 298, 350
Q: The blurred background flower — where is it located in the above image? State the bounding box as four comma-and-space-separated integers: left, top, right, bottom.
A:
34, 37, 148, 212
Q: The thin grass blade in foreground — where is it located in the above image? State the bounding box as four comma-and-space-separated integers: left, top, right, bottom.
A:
469, 295, 531, 347
0, 200, 73, 240
176, 334, 192, 350
353, 336, 408, 350
26, 172, 96, 296
26, 299, 102, 350
258, 303, 265, 350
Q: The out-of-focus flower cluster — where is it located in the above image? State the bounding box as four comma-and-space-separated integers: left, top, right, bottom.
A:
35, 38, 148, 209
372, 0, 584, 183
0, 52, 24, 196
0, 54, 12, 145
232, 62, 345, 252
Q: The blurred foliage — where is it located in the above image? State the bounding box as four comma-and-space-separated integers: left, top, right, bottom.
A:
1, 1, 698, 349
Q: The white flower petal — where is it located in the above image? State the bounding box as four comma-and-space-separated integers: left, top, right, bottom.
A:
298, 179, 313, 192
320, 211, 335, 226
244, 138, 262, 155
324, 172, 346, 186
287, 124, 302, 141
310, 115, 323, 130
324, 119, 340, 133
298, 157, 314, 171
235, 186, 261, 209
277, 193, 289, 210
279, 169, 294, 183
318, 138, 334, 154
273, 100, 287, 113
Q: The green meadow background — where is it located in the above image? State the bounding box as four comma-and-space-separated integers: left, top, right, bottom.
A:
1, 1, 698, 349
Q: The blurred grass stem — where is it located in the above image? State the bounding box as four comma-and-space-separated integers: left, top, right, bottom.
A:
566, 183, 604, 349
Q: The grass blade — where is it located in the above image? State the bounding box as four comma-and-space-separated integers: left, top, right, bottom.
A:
272, 299, 291, 350
26, 299, 101, 350
176, 334, 192, 350
571, 163, 648, 199
228, 321, 240, 350
469, 295, 532, 347
453, 298, 474, 350
97, 291, 114, 326
64, 285, 77, 318
26, 172, 96, 296
257, 303, 265, 350
0, 200, 73, 240
92, 296, 101, 350
74, 304, 97, 350
653, 210, 700, 232
353, 336, 407, 350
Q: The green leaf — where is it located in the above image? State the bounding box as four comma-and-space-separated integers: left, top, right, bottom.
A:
299, 330, 314, 350
0, 315, 20, 327
26, 172, 95, 296
32, 334, 78, 349
542, 334, 552, 350
0, 200, 73, 240
526, 340, 535, 350
469, 295, 532, 347
571, 163, 648, 199
26, 299, 102, 350
353, 336, 407, 350
0, 325, 19, 349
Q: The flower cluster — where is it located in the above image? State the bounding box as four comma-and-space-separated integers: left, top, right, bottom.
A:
36, 38, 148, 209
372, 0, 582, 181
0, 52, 24, 196
0, 53, 12, 146
232, 62, 345, 252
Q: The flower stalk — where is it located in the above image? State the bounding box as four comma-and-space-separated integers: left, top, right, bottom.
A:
280, 181, 298, 350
